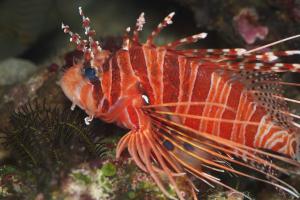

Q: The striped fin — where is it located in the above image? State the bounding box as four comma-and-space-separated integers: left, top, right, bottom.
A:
143, 109, 300, 198
195, 61, 300, 73
242, 50, 300, 62
172, 49, 300, 73
132, 12, 146, 42
176, 49, 300, 59
233, 70, 300, 131
116, 129, 198, 200
62, 7, 102, 60
152, 121, 300, 199
175, 48, 246, 57
165, 32, 207, 49
130, 11, 300, 74
146, 12, 175, 45
145, 107, 298, 160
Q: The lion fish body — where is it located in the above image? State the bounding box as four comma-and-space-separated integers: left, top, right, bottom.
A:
61, 8, 300, 200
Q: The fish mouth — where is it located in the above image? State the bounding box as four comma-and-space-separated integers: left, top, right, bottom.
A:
60, 67, 86, 111
60, 67, 98, 117
60, 80, 84, 111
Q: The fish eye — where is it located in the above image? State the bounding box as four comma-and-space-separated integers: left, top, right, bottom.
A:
83, 65, 98, 81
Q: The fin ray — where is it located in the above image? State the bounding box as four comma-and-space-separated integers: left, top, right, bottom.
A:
152, 122, 299, 196
147, 112, 300, 168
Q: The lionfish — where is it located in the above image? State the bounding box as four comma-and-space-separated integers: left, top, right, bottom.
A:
60, 7, 300, 199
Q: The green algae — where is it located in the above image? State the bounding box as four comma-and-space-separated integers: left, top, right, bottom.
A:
101, 162, 117, 177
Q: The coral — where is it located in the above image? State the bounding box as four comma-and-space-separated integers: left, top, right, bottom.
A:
233, 8, 268, 44
113, 158, 175, 200
63, 164, 117, 200
1, 99, 107, 167
0, 99, 107, 199
101, 162, 117, 177
207, 190, 245, 200
61, 158, 175, 200
0, 165, 36, 199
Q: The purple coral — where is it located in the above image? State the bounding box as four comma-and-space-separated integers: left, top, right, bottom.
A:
233, 8, 268, 44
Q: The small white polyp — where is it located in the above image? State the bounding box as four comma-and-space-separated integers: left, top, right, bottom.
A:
84, 115, 94, 125
71, 103, 76, 111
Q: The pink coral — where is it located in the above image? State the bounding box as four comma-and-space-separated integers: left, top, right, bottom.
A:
233, 8, 268, 44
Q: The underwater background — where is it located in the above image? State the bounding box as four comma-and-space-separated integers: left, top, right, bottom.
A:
0, 0, 299, 199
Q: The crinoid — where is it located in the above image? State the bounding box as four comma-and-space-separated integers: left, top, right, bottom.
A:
0, 99, 107, 196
